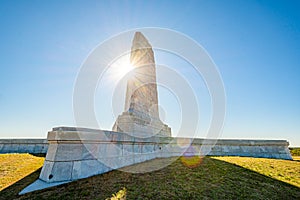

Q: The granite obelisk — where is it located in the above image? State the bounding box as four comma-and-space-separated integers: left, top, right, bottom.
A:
113, 32, 171, 137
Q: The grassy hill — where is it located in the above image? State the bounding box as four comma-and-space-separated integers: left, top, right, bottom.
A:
0, 154, 299, 200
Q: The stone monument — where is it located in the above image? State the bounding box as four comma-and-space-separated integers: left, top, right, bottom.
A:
112, 32, 171, 137
19, 32, 292, 195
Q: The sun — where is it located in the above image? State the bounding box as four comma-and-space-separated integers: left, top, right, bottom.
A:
108, 54, 134, 81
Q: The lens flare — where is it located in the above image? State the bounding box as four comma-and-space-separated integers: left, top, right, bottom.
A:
108, 54, 134, 81
180, 146, 203, 168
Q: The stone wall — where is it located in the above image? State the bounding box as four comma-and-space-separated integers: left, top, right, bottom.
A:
19, 127, 292, 194
0, 139, 48, 154
39, 127, 292, 184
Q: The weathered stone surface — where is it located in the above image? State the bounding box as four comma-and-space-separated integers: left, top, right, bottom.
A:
98, 143, 123, 158
142, 144, 155, 153
101, 157, 121, 170
53, 144, 83, 161
72, 160, 108, 180
82, 143, 99, 160
123, 144, 134, 156
39, 161, 54, 181
45, 143, 58, 161
40, 161, 73, 183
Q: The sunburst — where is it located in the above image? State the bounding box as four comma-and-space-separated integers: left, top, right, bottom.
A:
108, 54, 134, 81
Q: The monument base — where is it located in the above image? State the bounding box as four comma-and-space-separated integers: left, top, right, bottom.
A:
20, 127, 292, 194
112, 111, 171, 137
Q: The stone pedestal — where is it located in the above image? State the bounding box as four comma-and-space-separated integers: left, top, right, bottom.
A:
113, 111, 171, 137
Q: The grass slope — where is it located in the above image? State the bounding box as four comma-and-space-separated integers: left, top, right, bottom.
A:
0, 155, 299, 200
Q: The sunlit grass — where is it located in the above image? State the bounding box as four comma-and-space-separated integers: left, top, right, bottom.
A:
293, 156, 300, 161
212, 156, 300, 188
0, 154, 44, 191
106, 187, 126, 200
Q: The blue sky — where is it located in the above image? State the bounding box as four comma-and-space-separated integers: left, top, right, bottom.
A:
0, 0, 299, 146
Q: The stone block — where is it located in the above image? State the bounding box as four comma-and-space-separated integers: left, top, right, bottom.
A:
2, 144, 12, 153
264, 146, 275, 153
199, 145, 213, 156
82, 143, 99, 160
142, 144, 154, 153
278, 148, 289, 154
98, 143, 123, 158
121, 134, 135, 142
134, 154, 145, 163
123, 144, 134, 156
34, 144, 46, 154
55, 143, 83, 161
10, 144, 20, 153
119, 155, 134, 167
48, 129, 111, 142
51, 161, 73, 182
230, 146, 241, 153
17, 145, 25, 153
45, 144, 58, 161
279, 153, 292, 160
211, 145, 222, 152
72, 160, 108, 180
40, 161, 73, 183
27, 144, 36, 153
239, 146, 250, 153
150, 152, 158, 159
133, 143, 142, 153
39, 161, 54, 181
100, 157, 121, 170
154, 144, 161, 152
258, 146, 267, 152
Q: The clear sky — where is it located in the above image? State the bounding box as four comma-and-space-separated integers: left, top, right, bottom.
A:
0, 0, 299, 146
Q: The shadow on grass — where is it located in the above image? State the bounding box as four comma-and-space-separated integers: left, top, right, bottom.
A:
29, 153, 46, 158
0, 168, 42, 200
0, 157, 299, 200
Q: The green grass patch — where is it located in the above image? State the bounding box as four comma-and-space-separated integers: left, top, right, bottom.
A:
290, 147, 300, 156
0, 155, 299, 199
0, 154, 44, 191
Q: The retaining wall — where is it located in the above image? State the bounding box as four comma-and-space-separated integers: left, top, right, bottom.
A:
39, 127, 292, 183
19, 126, 292, 194
0, 139, 48, 154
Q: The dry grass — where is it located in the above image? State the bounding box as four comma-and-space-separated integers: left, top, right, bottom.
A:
0, 154, 44, 191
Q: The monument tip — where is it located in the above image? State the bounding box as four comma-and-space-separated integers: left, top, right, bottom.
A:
132, 32, 151, 49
